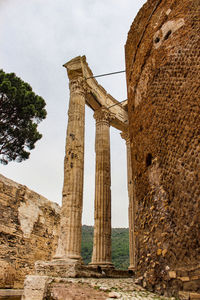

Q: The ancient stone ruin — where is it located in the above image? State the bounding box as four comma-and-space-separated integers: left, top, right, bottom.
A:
125, 0, 200, 299
0, 0, 199, 299
0, 174, 60, 289
20, 55, 135, 299
53, 57, 130, 268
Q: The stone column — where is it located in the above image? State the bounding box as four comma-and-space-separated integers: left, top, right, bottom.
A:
91, 107, 114, 268
121, 131, 135, 270
54, 77, 86, 261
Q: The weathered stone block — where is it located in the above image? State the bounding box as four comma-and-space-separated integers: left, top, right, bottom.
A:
35, 259, 83, 278
22, 275, 52, 300
0, 174, 60, 288
125, 0, 200, 296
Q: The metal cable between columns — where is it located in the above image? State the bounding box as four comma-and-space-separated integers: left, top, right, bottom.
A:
85, 70, 125, 80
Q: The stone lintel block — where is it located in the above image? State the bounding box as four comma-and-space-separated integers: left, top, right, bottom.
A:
128, 265, 136, 271
35, 259, 82, 278
22, 275, 51, 300
63, 56, 84, 81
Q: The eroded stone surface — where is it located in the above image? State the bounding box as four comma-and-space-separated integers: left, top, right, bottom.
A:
125, 0, 200, 296
0, 174, 60, 288
18, 199, 41, 238
54, 76, 86, 261
22, 275, 52, 300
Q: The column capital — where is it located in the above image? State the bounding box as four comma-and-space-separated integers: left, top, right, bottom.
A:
69, 77, 89, 95
94, 107, 115, 125
120, 130, 130, 143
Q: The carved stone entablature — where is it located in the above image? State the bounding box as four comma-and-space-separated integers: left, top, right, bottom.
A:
63, 56, 128, 131
93, 107, 115, 126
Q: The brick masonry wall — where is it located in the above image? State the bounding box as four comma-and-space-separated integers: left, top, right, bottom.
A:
0, 174, 60, 288
125, 0, 200, 297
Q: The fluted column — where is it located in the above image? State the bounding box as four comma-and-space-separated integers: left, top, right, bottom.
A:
121, 131, 135, 270
91, 107, 114, 267
54, 77, 86, 261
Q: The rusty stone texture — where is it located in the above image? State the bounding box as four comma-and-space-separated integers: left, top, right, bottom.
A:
125, 0, 200, 296
0, 174, 60, 288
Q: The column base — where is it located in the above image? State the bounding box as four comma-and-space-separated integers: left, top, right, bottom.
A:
128, 265, 136, 271
34, 258, 109, 279
89, 262, 134, 278
35, 258, 132, 279
89, 262, 114, 269
35, 258, 84, 278
53, 254, 82, 260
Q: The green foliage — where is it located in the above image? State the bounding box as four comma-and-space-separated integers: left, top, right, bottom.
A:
81, 225, 129, 269
0, 69, 46, 164
111, 228, 129, 269
81, 225, 94, 264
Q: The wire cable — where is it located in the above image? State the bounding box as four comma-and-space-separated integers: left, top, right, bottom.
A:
85, 70, 125, 80
107, 99, 127, 109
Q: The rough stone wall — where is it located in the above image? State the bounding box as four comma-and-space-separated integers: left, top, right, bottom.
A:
0, 174, 60, 288
125, 0, 200, 297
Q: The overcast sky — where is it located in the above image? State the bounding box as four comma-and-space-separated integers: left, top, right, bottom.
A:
0, 0, 146, 227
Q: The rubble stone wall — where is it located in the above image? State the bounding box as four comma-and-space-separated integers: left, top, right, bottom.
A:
0, 174, 60, 288
125, 0, 200, 297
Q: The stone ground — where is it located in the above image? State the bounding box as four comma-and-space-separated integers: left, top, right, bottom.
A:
50, 278, 177, 300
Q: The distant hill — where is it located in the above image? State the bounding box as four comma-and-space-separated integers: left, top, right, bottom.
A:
81, 225, 129, 269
